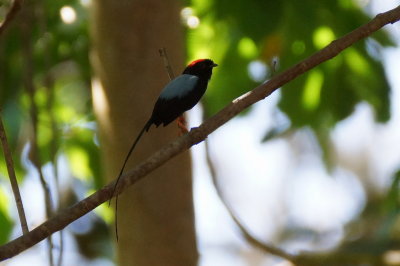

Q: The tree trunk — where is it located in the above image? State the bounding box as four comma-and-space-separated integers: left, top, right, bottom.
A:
90, 1, 198, 265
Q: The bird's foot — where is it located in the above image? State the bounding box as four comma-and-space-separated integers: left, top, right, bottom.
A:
177, 116, 189, 135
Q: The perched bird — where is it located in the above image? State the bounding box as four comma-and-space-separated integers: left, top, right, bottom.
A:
110, 58, 217, 209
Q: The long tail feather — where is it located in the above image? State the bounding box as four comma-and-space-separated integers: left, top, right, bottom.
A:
109, 119, 152, 241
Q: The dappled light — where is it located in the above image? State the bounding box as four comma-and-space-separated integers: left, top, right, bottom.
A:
60, 6, 77, 25
302, 69, 323, 111
1, 0, 400, 265
312, 26, 336, 50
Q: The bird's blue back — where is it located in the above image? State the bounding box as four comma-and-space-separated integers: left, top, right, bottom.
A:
159, 74, 199, 100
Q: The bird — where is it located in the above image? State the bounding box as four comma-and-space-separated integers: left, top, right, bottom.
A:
110, 59, 217, 225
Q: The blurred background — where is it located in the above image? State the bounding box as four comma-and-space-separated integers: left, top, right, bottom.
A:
1, 0, 400, 265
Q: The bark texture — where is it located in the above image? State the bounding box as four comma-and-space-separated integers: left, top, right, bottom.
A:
90, 1, 197, 265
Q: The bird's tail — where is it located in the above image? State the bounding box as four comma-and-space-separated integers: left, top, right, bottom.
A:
109, 118, 153, 241
109, 118, 152, 202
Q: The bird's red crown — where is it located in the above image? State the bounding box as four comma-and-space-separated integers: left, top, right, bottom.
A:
187, 59, 207, 67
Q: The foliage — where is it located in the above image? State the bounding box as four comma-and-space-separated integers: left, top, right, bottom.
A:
0, 0, 104, 257
0, 0, 399, 264
188, 0, 393, 128
185, 0, 399, 264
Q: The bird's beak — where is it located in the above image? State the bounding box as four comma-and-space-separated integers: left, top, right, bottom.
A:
212, 63, 218, 67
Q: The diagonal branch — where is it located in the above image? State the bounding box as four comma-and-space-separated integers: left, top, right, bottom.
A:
0, 0, 28, 240
0, 0, 23, 35
159, 47, 176, 80
20, 4, 55, 264
0, 115, 29, 235
204, 139, 296, 263
0, 4, 399, 261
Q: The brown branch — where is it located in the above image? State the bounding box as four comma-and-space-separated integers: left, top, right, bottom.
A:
0, 0, 29, 244
204, 140, 296, 263
0, 115, 29, 235
159, 48, 189, 133
0, 0, 23, 35
20, 5, 55, 265
0, 4, 399, 261
37, 3, 64, 263
159, 47, 175, 80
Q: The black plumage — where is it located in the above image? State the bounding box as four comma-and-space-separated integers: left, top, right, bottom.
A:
148, 58, 217, 130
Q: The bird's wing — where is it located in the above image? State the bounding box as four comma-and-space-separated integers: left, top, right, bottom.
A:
158, 74, 199, 100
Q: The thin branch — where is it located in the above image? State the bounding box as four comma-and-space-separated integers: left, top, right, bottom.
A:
0, 0, 29, 242
0, 0, 23, 35
45, 74, 64, 266
204, 139, 296, 263
158, 48, 188, 133
159, 47, 175, 80
38, 1, 64, 262
0, 115, 29, 235
0, 5, 399, 260
20, 5, 55, 265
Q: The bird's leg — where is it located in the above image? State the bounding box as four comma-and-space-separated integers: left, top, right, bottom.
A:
177, 115, 188, 135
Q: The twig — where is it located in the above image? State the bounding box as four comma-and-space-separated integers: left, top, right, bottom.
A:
204, 139, 296, 263
158, 48, 188, 133
20, 5, 55, 265
0, 115, 29, 235
38, 1, 64, 262
0, 5, 399, 260
159, 47, 175, 80
0, 0, 23, 35
46, 75, 63, 266
0, 0, 29, 244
